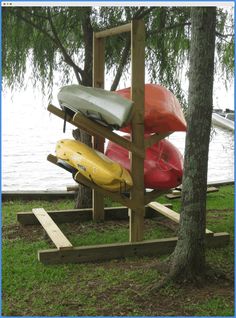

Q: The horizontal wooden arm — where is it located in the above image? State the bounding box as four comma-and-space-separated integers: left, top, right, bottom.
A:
145, 132, 173, 149
48, 103, 74, 125
72, 112, 144, 158
47, 154, 136, 210
47, 104, 144, 158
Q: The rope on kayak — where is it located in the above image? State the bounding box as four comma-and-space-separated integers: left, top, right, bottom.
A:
63, 108, 68, 133
120, 180, 128, 195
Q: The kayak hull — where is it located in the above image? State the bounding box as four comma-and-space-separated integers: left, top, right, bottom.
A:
105, 136, 183, 190
55, 139, 133, 192
115, 84, 187, 134
58, 85, 134, 129
212, 113, 234, 131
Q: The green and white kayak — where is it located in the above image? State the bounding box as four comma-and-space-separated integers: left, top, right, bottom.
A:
58, 84, 134, 129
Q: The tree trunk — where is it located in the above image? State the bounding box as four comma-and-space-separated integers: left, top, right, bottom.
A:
73, 8, 93, 209
169, 7, 216, 282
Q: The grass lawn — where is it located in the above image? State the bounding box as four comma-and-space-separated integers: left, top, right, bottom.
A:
2, 185, 234, 316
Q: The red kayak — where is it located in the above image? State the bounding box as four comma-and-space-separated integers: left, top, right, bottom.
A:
115, 84, 187, 134
105, 136, 183, 190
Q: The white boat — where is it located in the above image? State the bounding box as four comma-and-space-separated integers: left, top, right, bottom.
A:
58, 84, 134, 130
212, 112, 234, 131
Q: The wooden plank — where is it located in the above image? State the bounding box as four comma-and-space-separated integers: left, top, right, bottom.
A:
18, 208, 94, 225
129, 19, 145, 242
47, 154, 136, 210
165, 193, 182, 200
95, 23, 131, 39
47, 153, 58, 164
148, 202, 181, 222
32, 208, 73, 250
72, 112, 143, 158
145, 132, 172, 149
48, 103, 75, 125
39, 237, 178, 264
148, 202, 213, 235
38, 232, 230, 264
47, 104, 144, 159
17, 204, 174, 225
73, 171, 136, 210
93, 34, 105, 222
166, 186, 219, 199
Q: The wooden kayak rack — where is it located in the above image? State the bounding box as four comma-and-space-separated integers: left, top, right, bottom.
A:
17, 20, 229, 264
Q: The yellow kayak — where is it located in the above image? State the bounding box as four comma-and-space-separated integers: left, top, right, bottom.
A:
55, 139, 133, 192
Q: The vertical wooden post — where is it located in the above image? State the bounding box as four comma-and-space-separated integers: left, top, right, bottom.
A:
129, 19, 145, 242
92, 35, 105, 221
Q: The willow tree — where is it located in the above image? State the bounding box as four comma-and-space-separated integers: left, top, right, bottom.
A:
2, 6, 190, 208
2, 6, 233, 209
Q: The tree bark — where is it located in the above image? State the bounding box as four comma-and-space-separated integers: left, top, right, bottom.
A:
168, 7, 216, 282
81, 7, 93, 86
73, 8, 94, 209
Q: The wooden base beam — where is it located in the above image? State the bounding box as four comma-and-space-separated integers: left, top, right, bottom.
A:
17, 205, 173, 225
148, 202, 214, 236
38, 232, 230, 264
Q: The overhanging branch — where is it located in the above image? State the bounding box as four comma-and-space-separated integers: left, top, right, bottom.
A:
47, 8, 84, 84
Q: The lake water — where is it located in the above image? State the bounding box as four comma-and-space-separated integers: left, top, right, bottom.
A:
2, 88, 234, 191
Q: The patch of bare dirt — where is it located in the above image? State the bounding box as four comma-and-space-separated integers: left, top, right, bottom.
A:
2, 224, 45, 242
2, 217, 177, 242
